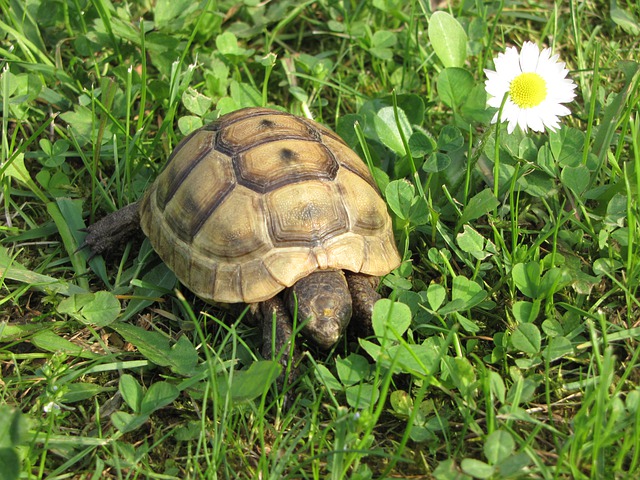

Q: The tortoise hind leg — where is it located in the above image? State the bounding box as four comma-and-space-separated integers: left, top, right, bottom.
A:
82, 201, 141, 255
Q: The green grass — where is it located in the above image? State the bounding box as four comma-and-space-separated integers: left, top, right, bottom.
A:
1, 0, 640, 478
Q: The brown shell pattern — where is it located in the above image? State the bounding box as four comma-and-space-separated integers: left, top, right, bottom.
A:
139, 107, 401, 303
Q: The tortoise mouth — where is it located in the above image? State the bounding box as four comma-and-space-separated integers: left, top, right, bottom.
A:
302, 316, 349, 349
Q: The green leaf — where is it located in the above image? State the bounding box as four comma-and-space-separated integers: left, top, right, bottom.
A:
523, 171, 557, 198
215, 32, 254, 61
110, 322, 178, 370
593, 258, 623, 275
591, 64, 638, 163
428, 11, 468, 68
461, 84, 492, 124
426, 283, 446, 311
511, 323, 541, 355
385, 180, 415, 220
61, 383, 108, 403
512, 262, 541, 299
408, 196, 430, 226
560, 164, 590, 195
439, 277, 486, 315
0, 406, 27, 448
437, 125, 464, 152
433, 459, 473, 480
610, 0, 640, 35
542, 336, 573, 361
458, 189, 499, 227
111, 411, 149, 434
0, 448, 20, 480
445, 356, 476, 396
60, 105, 105, 147
488, 371, 506, 404
122, 261, 177, 322
177, 115, 203, 135
314, 364, 342, 391
80, 291, 121, 327
484, 430, 515, 465
219, 360, 280, 402
140, 382, 180, 416
154, 0, 193, 27
390, 390, 413, 416
54, 197, 91, 290
395, 94, 425, 125
422, 152, 451, 173
437, 68, 474, 108
511, 300, 540, 323
549, 127, 584, 167
460, 458, 494, 479
540, 267, 572, 295
372, 299, 412, 344
457, 225, 487, 260
456, 313, 481, 334
384, 179, 428, 226
390, 342, 441, 376
169, 335, 199, 376
604, 193, 627, 227
228, 80, 262, 109
370, 30, 397, 60
119, 374, 143, 413
495, 452, 533, 477
373, 106, 411, 155
3, 153, 38, 195
345, 383, 379, 409
409, 130, 436, 157
336, 354, 370, 386
541, 318, 564, 337
182, 87, 212, 116
31, 330, 98, 359
451, 276, 486, 307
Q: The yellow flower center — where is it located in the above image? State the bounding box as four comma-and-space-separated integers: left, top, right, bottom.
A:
509, 72, 547, 109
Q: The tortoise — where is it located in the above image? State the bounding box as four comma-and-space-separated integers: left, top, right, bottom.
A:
85, 107, 401, 373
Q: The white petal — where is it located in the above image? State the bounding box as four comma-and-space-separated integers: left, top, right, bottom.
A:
528, 113, 545, 132
494, 48, 521, 77
519, 42, 540, 72
517, 112, 530, 133
486, 82, 510, 99
487, 96, 504, 108
501, 101, 518, 121
537, 47, 552, 67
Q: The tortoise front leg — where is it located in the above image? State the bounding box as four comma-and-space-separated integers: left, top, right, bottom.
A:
345, 272, 381, 338
258, 296, 301, 383
83, 201, 141, 255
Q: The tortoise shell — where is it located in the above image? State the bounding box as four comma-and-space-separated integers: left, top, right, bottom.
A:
139, 107, 400, 304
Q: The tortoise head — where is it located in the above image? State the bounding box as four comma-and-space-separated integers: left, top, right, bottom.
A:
286, 270, 352, 349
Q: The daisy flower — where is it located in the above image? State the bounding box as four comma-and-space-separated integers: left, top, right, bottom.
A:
484, 41, 577, 134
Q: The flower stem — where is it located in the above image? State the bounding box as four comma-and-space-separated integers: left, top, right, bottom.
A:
493, 92, 509, 200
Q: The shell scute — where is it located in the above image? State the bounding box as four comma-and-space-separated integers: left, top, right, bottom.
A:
236, 139, 338, 193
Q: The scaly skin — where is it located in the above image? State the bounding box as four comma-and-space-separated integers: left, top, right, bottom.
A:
83, 202, 141, 255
